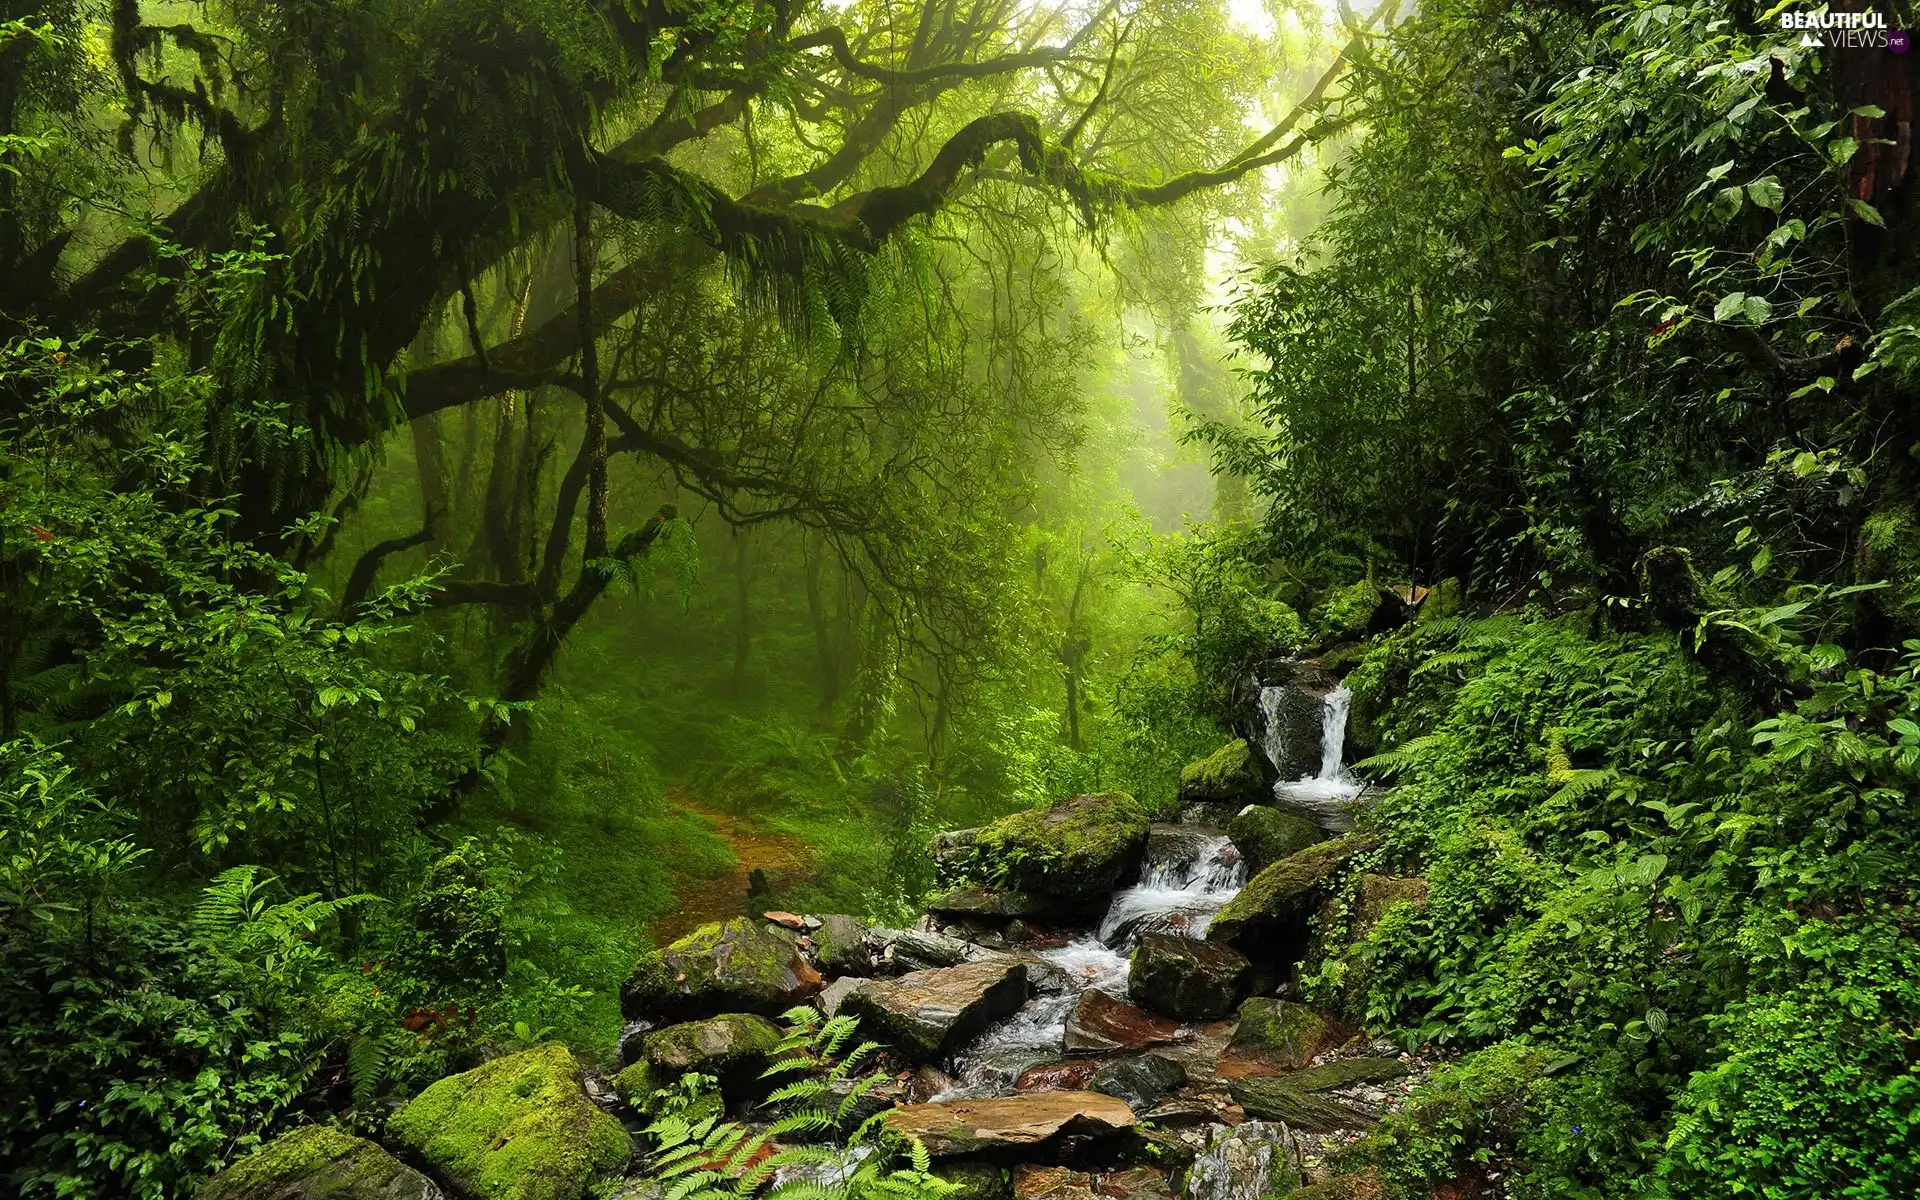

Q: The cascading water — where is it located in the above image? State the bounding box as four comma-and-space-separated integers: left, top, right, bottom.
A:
1098, 831, 1247, 944
1268, 684, 1365, 830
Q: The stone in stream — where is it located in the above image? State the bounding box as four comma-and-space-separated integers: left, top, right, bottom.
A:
1063, 989, 1186, 1053
937, 1163, 1013, 1200
1205, 834, 1376, 952
200, 1126, 443, 1200
841, 957, 1029, 1060
1089, 1054, 1186, 1110
622, 917, 821, 1021
958, 792, 1152, 910
812, 913, 875, 975
1281, 1055, 1411, 1092
1228, 1078, 1375, 1132
817, 975, 865, 1017
613, 1012, 782, 1107
1217, 999, 1347, 1078
929, 887, 1057, 920
388, 1043, 631, 1200
1177, 739, 1269, 805
1017, 1059, 1101, 1092
1179, 1121, 1305, 1200
1128, 933, 1249, 1021
1225, 806, 1327, 874
883, 1090, 1136, 1157
870, 926, 997, 973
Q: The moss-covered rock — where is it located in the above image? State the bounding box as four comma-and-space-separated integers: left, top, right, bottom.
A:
1230, 1078, 1375, 1132
936, 1162, 1012, 1200
1207, 834, 1374, 951
1226, 806, 1327, 874
811, 913, 874, 975
1222, 999, 1346, 1073
1283, 1056, 1411, 1092
621, 917, 822, 1021
1177, 740, 1267, 804
1311, 580, 1389, 642
616, 1012, 781, 1108
1128, 933, 1249, 1020
964, 792, 1150, 907
1279, 1169, 1384, 1200
199, 1127, 441, 1200
388, 1043, 631, 1200
1415, 577, 1463, 624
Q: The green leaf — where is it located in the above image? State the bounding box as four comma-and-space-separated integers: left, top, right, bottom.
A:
1847, 197, 1886, 227
1829, 137, 1860, 166
1711, 186, 1744, 220
1741, 295, 1772, 324
1745, 177, 1784, 211
1714, 292, 1748, 322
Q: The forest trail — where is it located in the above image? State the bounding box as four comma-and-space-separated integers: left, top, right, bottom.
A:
647, 790, 817, 944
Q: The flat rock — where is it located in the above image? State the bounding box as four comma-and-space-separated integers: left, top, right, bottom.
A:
1089, 1054, 1186, 1110
1228, 1078, 1375, 1133
817, 975, 865, 1017
884, 1091, 1136, 1157
929, 888, 1055, 919
1064, 989, 1185, 1053
1015, 1165, 1094, 1200
1128, 934, 1248, 1021
1283, 1056, 1410, 1092
1094, 1167, 1174, 1200
842, 958, 1029, 1060
763, 910, 808, 930
872, 926, 996, 972
622, 917, 821, 1021
201, 1127, 443, 1200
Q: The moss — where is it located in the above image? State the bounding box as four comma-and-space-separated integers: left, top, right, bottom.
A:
199, 1126, 436, 1200
1280, 1169, 1384, 1200
388, 1043, 631, 1200
1415, 578, 1464, 624
935, 1162, 1011, 1200
1229, 998, 1344, 1071
1226, 806, 1326, 873
968, 792, 1150, 904
1313, 580, 1384, 641
1341, 1042, 1547, 1196
1208, 833, 1374, 945
1178, 740, 1264, 803
1283, 1056, 1410, 1092
621, 918, 816, 1020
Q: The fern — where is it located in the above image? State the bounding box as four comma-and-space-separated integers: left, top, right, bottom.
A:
1353, 733, 1447, 777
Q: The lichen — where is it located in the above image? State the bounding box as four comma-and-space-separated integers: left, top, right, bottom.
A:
388, 1043, 630, 1200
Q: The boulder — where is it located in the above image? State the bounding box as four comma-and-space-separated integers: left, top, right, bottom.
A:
841, 958, 1029, 1061
1228, 1079, 1374, 1133
613, 1013, 782, 1107
931, 827, 983, 886
1281, 1056, 1410, 1092
1180, 1121, 1304, 1200
1217, 1000, 1344, 1078
1089, 1054, 1186, 1110
928, 888, 1055, 920
1246, 661, 1337, 781
1177, 740, 1267, 804
1094, 1167, 1176, 1200
883, 1091, 1136, 1157
388, 1043, 630, 1200
1225, 807, 1326, 875
812, 914, 874, 975
200, 1127, 442, 1200
1207, 835, 1374, 951
937, 1163, 1013, 1200
966, 793, 1151, 908
1016, 1060, 1101, 1092
1128, 934, 1249, 1021
1014, 1166, 1095, 1200
1355, 874, 1429, 937
871, 926, 995, 972
622, 918, 821, 1021
1064, 990, 1185, 1053
817, 975, 865, 1017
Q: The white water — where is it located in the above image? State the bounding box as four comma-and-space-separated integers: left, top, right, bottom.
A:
1270, 685, 1365, 829
1097, 832, 1247, 944
934, 938, 1129, 1099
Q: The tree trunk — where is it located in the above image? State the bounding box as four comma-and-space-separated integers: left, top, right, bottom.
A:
409, 412, 450, 553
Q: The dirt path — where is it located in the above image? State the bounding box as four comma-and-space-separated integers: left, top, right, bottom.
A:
648, 789, 817, 944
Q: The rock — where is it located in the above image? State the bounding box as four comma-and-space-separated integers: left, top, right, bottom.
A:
1016, 1060, 1101, 1091
812, 914, 874, 975
1206, 835, 1374, 951
872, 926, 995, 972
1128, 934, 1249, 1021
1064, 989, 1185, 1053
1355, 874, 1428, 936
200, 1126, 443, 1200
1282, 1056, 1410, 1092
622, 918, 822, 1021
1246, 661, 1337, 781
1138, 1099, 1216, 1126
1226, 807, 1327, 874
1178, 740, 1268, 804
966, 793, 1151, 908
763, 911, 807, 931
1015, 1166, 1094, 1200
1180, 1121, 1304, 1200
905, 1065, 957, 1103
1089, 1054, 1186, 1110
613, 1013, 782, 1107
1096, 1167, 1175, 1200
388, 1043, 631, 1200
841, 958, 1029, 1060
1217, 1000, 1345, 1077
883, 1091, 1136, 1157
937, 1163, 1013, 1200
817, 975, 865, 1018
931, 827, 983, 886
1279, 1171, 1384, 1200
928, 888, 1055, 920
1228, 1079, 1374, 1132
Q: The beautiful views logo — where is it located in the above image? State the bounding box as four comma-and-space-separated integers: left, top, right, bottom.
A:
1778, 7, 1909, 52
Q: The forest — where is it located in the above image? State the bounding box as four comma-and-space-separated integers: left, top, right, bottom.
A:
2, 0, 1917, 1196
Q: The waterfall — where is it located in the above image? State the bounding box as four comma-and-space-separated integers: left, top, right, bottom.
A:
1271, 685, 1365, 830
1257, 684, 1290, 778
1098, 830, 1247, 945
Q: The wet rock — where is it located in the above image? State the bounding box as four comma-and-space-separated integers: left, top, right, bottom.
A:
613, 1013, 782, 1107
1217, 1000, 1345, 1078
884, 1091, 1136, 1157
817, 975, 865, 1018
622, 918, 822, 1021
201, 1126, 443, 1200
929, 888, 1057, 920
1017, 1060, 1101, 1092
1015, 1166, 1095, 1200
1226, 807, 1327, 874
842, 958, 1029, 1061
1283, 1056, 1410, 1092
1247, 661, 1337, 781
872, 926, 997, 972
1063, 989, 1185, 1053
965, 793, 1152, 909
1128, 934, 1249, 1021
388, 1043, 631, 1200
1178, 740, 1268, 804
1229, 1079, 1374, 1133
1206, 835, 1375, 951
905, 1065, 958, 1103
937, 1164, 1012, 1200
1181, 1122, 1304, 1200
1089, 1054, 1186, 1110
813, 914, 874, 975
